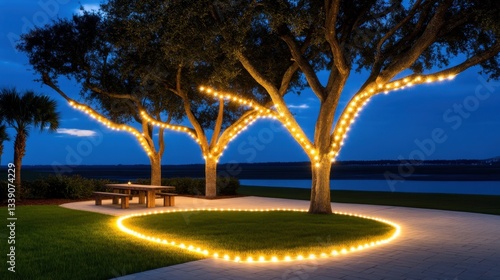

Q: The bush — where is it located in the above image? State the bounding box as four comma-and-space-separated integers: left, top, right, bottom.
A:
217, 177, 240, 195
0, 175, 239, 201
22, 175, 113, 199
135, 177, 239, 195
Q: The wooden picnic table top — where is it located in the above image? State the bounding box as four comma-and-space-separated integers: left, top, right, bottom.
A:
105, 184, 175, 192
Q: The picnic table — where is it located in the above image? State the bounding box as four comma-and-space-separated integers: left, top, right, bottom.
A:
105, 183, 176, 208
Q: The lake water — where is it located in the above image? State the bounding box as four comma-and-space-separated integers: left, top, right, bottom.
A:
239, 179, 500, 195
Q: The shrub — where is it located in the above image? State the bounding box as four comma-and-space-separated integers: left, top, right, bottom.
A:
217, 177, 240, 195
0, 175, 239, 202
22, 175, 113, 199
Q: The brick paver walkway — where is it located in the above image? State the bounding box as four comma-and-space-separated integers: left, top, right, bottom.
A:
62, 196, 500, 279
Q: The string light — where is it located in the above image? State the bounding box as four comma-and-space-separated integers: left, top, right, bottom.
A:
67, 100, 154, 155
140, 107, 277, 160
116, 208, 401, 263
329, 73, 456, 161
140, 111, 197, 140
199, 86, 316, 162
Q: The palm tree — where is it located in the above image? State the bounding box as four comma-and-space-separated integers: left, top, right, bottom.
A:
0, 88, 60, 195
0, 124, 9, 165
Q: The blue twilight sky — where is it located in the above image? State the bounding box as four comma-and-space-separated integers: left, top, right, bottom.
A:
0, 1, 499, 166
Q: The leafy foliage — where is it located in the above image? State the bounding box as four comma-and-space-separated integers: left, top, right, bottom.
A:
18, 11, 184, 125
0, 88, 59, 135
0, 87, 60, 192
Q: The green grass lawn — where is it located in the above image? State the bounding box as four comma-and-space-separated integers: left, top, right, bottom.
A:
122, 210, 395, 261
238, 186, 500, 215
1, 186, 496, 279
0, 206, 395, 279
0, 206, 201, 280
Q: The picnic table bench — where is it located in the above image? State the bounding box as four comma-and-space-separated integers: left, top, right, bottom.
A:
156, 192, 178, 206
93, 191, 130, 209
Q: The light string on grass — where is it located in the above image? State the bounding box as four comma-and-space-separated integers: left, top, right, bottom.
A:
116, 208, 401, 263
68, 100, 154, 155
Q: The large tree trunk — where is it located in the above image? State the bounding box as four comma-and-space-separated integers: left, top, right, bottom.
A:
205, 157, 217, 198
308, 156, 333, 214
308, 94, 337, 214
13, 132, 27, 197
149, 153, 162, 186
0, 144, 3, 166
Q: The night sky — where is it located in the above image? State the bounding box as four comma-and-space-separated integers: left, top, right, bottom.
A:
1, 1, 499, 166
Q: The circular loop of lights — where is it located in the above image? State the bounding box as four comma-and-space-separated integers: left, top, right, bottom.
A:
117, 208, 401, 263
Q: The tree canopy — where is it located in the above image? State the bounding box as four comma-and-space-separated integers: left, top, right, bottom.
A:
136, 0, 500, 213
18, 0, 500, 211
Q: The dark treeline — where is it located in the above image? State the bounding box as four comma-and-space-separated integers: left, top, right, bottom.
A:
24, 158, 500, 181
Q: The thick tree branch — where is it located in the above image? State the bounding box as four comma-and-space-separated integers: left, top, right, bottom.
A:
398, 42, 500, 82
332, 40, 500, 157
141, 118, 155, 151
216, 109, 259, 152
324, 0, 349, 76
280, 34, 325, 101
235, 50, 280, 98
278, 32, 317, 97
378, 0, 453, 83
236, 50, 314, 151
210, 98, 225, 148
379, 2, 433, 64
375, 0, 422, 65
175, 66, 208, 151
41, 72, 155, 155
278, 62, 300, 97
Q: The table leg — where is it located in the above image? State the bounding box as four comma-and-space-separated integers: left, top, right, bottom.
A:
146, 191, 156, 208
112, 189, 119, 204
124, 190, 131, 202
138, 191, 145, 204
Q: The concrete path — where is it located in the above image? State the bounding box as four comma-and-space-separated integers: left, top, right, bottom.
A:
61, 196, 500, 280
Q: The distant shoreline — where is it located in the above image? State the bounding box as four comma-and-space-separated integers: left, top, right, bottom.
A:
22, 160, 500, 181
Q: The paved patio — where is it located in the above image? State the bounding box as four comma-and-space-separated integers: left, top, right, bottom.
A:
61, 196, 500, 280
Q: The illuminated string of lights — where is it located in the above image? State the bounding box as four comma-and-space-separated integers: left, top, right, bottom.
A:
199, 86, 317, 163
329, 73, 456, 162
199, 86, 273, 114
205, 112, 277, 161
67, 100, 154, 155
139, 106, 277, 161
116, 208, 401, 263
139, 111, 199, 143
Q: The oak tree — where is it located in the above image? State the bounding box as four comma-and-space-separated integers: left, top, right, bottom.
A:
175, 0, 500, 213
